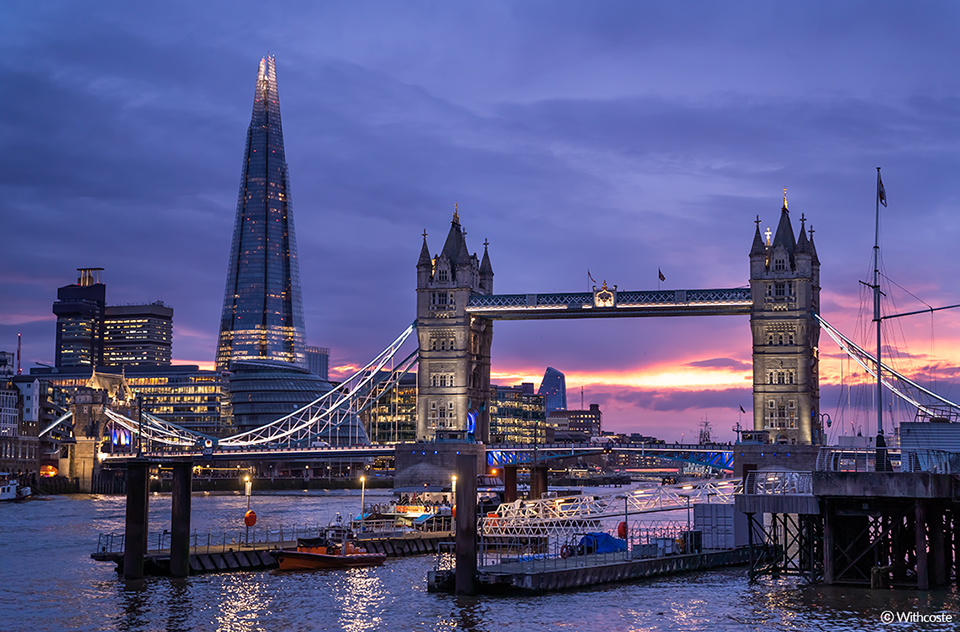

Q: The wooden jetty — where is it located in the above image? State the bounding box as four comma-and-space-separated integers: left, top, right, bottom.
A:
93, 530, 453, 576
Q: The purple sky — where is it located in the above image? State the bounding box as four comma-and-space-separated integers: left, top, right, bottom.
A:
4, 2, 960, 442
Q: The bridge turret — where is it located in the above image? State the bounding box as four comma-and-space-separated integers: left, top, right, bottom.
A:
749, 194, 821, 445
479, 240, 494, 295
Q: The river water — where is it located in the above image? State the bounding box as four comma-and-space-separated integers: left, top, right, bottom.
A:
1, 488, 958, 632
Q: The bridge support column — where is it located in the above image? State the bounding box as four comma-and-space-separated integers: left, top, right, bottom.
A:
123, 459, 150, 580
529, 465, 548, 500
169, 460, 193, 578
503, 465, 517, 503
455, 453, 477, 595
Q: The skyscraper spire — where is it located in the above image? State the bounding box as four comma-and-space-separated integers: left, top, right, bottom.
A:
216, 56, 307, 370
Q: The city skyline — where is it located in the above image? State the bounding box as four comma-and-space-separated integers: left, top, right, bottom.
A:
4, 3, 960, 442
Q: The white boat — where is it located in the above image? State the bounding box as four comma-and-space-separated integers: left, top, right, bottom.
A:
0, 472, 31, 501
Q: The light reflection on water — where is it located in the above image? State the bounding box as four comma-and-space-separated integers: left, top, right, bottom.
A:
1, 489, 958, 631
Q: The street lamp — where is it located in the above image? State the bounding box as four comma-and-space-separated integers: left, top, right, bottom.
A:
360, 476, 366, 523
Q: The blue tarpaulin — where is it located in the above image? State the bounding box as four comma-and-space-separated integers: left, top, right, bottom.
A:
578, 532, 626, 554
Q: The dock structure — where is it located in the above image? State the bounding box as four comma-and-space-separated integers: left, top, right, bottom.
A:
736, 446, 959, 589
93, 529, 453, 576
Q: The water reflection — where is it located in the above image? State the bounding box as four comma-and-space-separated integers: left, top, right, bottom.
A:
213, 574, 273, 632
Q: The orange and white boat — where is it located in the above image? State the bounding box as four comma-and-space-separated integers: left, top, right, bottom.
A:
275, 537, 386, 571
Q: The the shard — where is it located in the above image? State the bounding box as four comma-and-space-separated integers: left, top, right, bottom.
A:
216, 56, 307, 371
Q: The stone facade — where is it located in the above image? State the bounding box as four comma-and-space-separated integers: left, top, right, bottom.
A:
416, 211, 494, 441
749, 199, 822, 444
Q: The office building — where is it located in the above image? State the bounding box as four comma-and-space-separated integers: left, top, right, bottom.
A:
30, 365, 227, 436
538, 366, 567, 413
306, 346, 330, 381
360, 372, 417, 444
489, 383, 546, 444
53, 268, 106, 368
216, 55, 307, 371
547, 403, 602, 439
104, 302, 174, 366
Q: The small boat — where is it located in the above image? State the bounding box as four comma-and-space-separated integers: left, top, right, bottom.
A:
0, 473, 30, 502
275, 536, 386, 571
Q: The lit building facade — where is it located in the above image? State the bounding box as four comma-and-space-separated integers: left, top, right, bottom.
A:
547, 404, 602, 439
53, 268, 106, 368
538, 367, 567, 413
361, 372, 417, 444
489, 383, 545, 444
216, 55, 307, 371
104, 302, 173, 366
30, 365, 228, 436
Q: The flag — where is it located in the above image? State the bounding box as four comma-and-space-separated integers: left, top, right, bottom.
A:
658, 268, 665, 282
878, 173, 887, 208
588, 270, 597, 284
739, 405, 746, 414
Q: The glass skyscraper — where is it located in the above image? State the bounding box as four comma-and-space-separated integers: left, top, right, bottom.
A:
216, 55, 307, 371
538, 367, 567, 414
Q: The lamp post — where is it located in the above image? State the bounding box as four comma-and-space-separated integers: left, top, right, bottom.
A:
137, 394, 143, 458
616, 494, 629, 559
360, 476, 366, 523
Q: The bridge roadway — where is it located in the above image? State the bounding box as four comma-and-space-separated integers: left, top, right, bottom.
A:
101, 442, 734, 471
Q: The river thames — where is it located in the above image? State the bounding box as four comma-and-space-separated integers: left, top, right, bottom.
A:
1, 488, 957, 632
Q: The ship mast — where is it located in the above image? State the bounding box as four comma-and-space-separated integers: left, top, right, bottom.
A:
873, 167, 886, 450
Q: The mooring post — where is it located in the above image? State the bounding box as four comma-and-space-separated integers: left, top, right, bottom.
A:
747, 512, 755, 580
530, 465, 548, 500
916, 499, 929, 590
454, 453, 477, 595
123, 458, 150, 580
169, 459, 193, 578
503, 465, 518, 503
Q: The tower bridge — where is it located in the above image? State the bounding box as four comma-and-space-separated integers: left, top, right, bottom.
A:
417, 197, 821, 446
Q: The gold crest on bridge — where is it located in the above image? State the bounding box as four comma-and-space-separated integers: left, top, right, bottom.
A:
593, 281, 617, 308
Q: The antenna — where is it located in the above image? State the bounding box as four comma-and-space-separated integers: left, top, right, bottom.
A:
16, 333, 21, 375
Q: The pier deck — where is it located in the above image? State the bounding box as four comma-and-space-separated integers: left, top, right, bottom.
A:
429, 547, 757, 595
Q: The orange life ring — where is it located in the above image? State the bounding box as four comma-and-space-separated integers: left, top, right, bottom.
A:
560, 545, 572, 559
617, 521, 627, 539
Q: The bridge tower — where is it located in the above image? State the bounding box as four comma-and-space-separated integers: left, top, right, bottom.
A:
749, 194, 822, 444
416, 210, 494, 441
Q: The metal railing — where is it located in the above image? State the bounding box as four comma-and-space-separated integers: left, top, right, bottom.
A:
481, 479, 738, 537
816, 447, 958, 474
743, 470, 813, 495
95, 522, 347, 556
